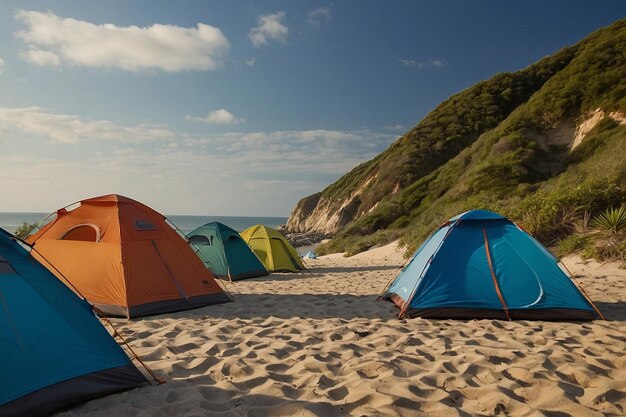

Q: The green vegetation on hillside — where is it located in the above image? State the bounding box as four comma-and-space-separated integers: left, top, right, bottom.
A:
321, 45, 578, 209
314, 18, 626, 259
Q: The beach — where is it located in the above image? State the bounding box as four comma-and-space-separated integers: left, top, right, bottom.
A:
2, 4, 624, 417
58, 242, 625, 417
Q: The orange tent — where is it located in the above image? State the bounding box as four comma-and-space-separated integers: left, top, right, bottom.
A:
26, 194, 231, 318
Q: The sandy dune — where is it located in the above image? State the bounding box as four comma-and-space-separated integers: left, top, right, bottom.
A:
58, 243, 626, 417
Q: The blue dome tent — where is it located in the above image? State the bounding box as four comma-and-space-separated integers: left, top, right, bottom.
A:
381, 210, 603, 321
0, 228, 146, 416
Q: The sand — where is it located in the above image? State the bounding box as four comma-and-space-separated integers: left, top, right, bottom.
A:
58, 242, 626, 417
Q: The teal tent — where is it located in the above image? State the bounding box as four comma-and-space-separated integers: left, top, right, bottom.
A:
0, 228, 146, 417
188, 222, 268, 281
382, 210, 602, 321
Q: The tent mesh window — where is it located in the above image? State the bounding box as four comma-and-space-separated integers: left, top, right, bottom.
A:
135, 220, 158, 231
60, 224, 100, 242
189, 235, 211, 246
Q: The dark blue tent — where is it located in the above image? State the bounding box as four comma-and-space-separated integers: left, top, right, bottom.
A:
0, 228, 146, 416
382, 210, 602, 320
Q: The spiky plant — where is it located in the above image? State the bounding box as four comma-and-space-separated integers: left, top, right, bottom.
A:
572, 210, 591, 235
592, 205, 626, 235
556, 207, 580, 233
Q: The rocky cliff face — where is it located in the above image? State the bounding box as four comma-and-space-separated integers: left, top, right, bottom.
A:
285, 192, 322, 233
286, 175, 378, 234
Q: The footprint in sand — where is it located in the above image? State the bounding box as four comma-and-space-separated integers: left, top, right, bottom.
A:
327, 385, 349, 401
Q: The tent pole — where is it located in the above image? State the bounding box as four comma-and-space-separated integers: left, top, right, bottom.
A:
377, 255, 410, 299
228, 279, 242, 295
483, 228, 511, 321
221, 242, 234, 283
186, 233, 235, 301
29, 243, 89, 301
151, 240, 188, 300
94, 306, 164, 385
398, 222, 458, 319
23, 198, 86, 239
221, 239, 241, 296
21, 211, 56, 239
222, 249, 241, 296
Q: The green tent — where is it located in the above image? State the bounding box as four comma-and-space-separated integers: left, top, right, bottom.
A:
240, 225, 305, 273
188, 222, 268, 281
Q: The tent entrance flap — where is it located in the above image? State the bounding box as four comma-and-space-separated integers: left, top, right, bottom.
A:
277, 239, 302, 271
151, 239, 188, 300
499, 235, 544, 309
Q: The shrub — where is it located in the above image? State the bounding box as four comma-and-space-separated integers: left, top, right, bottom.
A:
13, 222, 37, 239
595, 238, 626, 261
554, 234, 590, 257
592, 205, 626, 235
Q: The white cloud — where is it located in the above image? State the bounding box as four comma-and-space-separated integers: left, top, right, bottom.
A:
308, 7, 331, 25
15, 10, 230, 72
398, 59, 446, 69
244, 57, 256, 67
188, 129, 396, 169
0, 107, 177, 144
383, 124, 405, 131
0, 58, 4, 74
430, 60, 445, 67
249, 12, 288, 47
398, 59, 417, 67
184, 109, 244, 125
20, 49, 61, 67
0, 106, 394, 161
0, 106, 397, 215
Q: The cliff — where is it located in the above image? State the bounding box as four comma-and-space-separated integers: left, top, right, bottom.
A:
286, 18, 626, 256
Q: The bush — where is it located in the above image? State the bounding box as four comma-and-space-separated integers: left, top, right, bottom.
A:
554, 234, 590, 257
592, 205, 626, 235
595, 238, 626, 261
14, 222, 37, 239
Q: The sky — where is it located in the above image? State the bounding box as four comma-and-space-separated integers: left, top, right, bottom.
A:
0, 1, 624, 216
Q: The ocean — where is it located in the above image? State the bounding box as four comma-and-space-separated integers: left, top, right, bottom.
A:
167, 215, 288, 234
0, 212, 287, 235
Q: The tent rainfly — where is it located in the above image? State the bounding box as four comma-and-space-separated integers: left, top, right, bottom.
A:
240, 225, 305, 273
187, 222, 268, 281
0, 228, 147, 417
26, 194, 231, 318
381, 210, 603, 321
